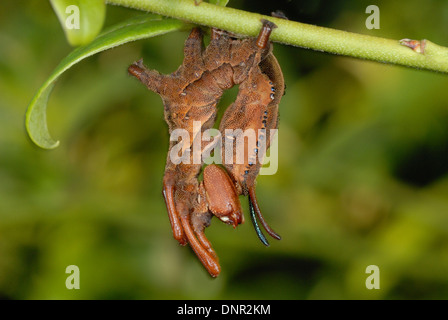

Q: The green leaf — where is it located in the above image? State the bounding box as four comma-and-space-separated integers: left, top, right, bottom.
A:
26, 16, 187, 149
208, 0, 229, 6
50, 0, 107, 46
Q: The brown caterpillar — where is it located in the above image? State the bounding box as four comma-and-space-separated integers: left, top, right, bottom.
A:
128, 19, 284, 277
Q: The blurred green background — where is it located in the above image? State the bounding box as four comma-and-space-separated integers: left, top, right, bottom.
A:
1, 0, 448, 299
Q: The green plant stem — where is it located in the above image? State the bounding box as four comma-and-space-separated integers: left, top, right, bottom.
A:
106, 0, 448, 74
